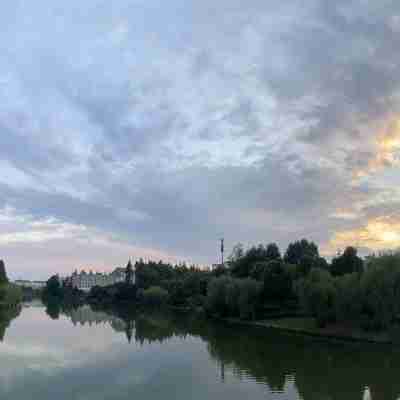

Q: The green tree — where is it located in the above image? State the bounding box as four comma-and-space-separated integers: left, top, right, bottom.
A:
263, 260, 294, 301
266, 243, 281, 261
237, 279, 262, 320
250, 261, 269, 281
43, 275, 63, 300
331, 247, 363, 276
359, 253, 400, 330
296, 269, 336, 327
230, 245, 269, 278
284, 239, 319, 266
0, 260, 8, 284
206, 276, 231, 316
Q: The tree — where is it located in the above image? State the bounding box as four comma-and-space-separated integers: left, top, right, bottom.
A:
284, 239, 319, 266
250, 261, 269, 281
206, 276, 262, 320
206, 276, 231, 316
266, 243, 281, 261
43, 275, 63, 300
263, 260, 294, 301
230, 245, 269, 278
331, 247, 363, 276
237, 279, 262, 320
359, 253, 400, 330
295, 269, 336, 327
0, 260, 8, 284
125, 260, 134, 284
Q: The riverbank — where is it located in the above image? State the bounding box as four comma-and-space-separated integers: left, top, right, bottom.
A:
216, 316, 400, 345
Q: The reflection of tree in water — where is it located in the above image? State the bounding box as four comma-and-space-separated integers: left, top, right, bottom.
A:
45, 301, 61, 320
204, 325, 400, 400
61, 304, 135, 344
130, 311, 400, 400
0, 306, 21, 341
57, 305, 400, 400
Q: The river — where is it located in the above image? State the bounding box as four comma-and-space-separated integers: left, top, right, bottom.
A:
0, 302, 397, 399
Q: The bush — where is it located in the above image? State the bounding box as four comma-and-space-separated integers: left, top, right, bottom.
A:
295, 269, 336, 327
333, 273, 362, 322
206, 276, 231, 317
359, 253, 400, 330
263, 260, 294, 301
206, 276, 262, 320
237, 279, 262, 320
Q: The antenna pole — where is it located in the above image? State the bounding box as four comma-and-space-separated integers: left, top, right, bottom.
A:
220, 238, 224, 266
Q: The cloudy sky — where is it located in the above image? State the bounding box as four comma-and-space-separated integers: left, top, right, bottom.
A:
2, 0, 400, 279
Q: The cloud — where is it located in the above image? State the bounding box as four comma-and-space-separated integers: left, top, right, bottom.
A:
329, 215, 400, 253
2, 0, 400, 274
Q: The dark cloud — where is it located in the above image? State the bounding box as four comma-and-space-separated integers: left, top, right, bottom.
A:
1, 0, 400, 272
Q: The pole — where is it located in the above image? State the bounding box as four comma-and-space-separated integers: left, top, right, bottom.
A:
220, 238, 224, 266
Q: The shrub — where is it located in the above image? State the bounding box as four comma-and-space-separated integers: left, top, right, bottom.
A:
295, 269, 336, 327
359, 253, 400, 330
206, 276, 262, 320
237, 279, 262, 320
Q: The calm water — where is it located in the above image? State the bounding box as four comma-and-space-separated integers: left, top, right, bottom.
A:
0, 302, 398, 400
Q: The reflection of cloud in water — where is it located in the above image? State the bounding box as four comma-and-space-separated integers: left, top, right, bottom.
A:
0, 305, 399, 400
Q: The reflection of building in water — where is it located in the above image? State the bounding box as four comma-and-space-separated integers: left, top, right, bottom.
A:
66, 305, 135, 342
64, 261, 135, 292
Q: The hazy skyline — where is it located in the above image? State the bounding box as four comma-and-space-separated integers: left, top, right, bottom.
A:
2, 1, 400, 279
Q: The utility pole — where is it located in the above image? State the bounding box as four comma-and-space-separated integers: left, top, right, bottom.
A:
220, 238, 224, 266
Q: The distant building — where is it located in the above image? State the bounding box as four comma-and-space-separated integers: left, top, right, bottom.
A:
66, 262, 135, 292
14, 280, 46, 290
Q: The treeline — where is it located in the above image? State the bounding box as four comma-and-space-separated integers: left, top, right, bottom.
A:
128, 240, 400, 332
135, 260, 210, 308
43, 239, 400, 332
210, 240, 400, 332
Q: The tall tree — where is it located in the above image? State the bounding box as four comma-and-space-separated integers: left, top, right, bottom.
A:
265, 243, 281, 261
284, 239, 319, 265
0, 260, 8, 284
331, 247, 363, 276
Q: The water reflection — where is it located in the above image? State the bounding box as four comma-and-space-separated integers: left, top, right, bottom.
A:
0, 306, 20, 341
0, 303, 398, 400
56, 304, 400, 400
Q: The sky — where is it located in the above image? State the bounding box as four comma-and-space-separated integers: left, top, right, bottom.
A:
2, 0, 400, 279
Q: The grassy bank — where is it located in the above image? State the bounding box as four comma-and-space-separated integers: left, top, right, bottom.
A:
217, 316, 399, 345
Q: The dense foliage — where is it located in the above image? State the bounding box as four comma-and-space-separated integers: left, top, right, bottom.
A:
0, 260, 8, 284
133, 259, 211, 308
206, 276, 262, 319
42, 275, 85, 309
0, 261, 21, 306
65, 239, 400, 331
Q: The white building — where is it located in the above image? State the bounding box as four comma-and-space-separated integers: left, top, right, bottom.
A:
68, 263, 135, 292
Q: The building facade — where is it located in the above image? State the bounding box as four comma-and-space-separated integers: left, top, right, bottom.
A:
66, 262, 135, 292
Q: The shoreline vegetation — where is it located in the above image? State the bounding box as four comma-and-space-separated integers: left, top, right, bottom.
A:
0, 260, 22, 309
40, 239, 400, 345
